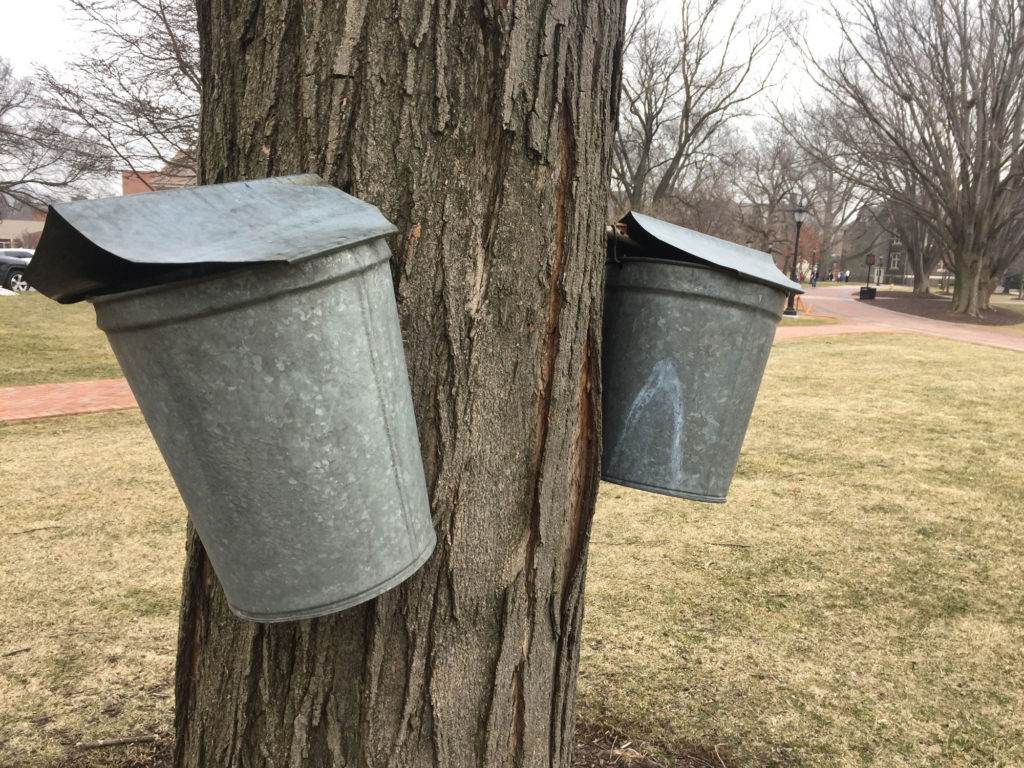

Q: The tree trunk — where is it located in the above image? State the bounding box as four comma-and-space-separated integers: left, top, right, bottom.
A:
951, 252, 984, 316
174, 2, 625, 767
979, 270, 1001, 312
908, 249, 931, 294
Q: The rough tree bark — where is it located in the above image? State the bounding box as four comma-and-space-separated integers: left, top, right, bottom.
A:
173, 1, 625, 767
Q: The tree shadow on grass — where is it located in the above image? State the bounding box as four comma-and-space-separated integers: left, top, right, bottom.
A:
872, 291, 1024, 326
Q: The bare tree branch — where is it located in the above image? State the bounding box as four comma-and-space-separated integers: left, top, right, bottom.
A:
613, 0, 793, 211
36, 0, 199, 181
0, 58, 111, 208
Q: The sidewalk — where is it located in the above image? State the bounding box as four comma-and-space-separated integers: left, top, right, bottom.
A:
774, 285, 1024, 352
0, 379, 137, 423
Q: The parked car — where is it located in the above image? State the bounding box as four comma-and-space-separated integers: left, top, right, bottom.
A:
1, 248, 33, 292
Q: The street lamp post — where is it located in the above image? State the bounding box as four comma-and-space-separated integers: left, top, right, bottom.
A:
784, 204, 806, 316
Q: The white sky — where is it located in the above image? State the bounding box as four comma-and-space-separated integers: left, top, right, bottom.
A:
1, 0, 845, 161
1, 0, 87, 77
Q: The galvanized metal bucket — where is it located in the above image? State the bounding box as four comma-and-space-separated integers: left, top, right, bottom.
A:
27, 176, 436, 621
602, 213, 800, 503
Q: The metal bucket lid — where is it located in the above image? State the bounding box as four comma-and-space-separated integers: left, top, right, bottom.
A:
615, 211, 803, 294
26, 174, 397, 303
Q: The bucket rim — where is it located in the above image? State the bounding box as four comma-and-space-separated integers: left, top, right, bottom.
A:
608, 253, 789, 287
88, 262, 249, 305
604, 258, 789, 321
89, 241, 387, 307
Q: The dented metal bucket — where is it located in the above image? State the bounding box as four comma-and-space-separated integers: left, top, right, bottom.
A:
602, 213, 798, 503
92, 239, 435, 621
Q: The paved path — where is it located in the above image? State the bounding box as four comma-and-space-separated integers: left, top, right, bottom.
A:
1, 287, 1021, 423
774, 285, 1024, 352
0, 379, 137, 423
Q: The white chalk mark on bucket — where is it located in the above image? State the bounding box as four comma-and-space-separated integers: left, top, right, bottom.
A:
609, 358, 686, 488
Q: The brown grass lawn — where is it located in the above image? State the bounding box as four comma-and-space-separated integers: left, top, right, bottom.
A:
579, 334, 1024, 767
1, 333, 1023, 767
0, 411, 183, 767
777, 315, 842, 328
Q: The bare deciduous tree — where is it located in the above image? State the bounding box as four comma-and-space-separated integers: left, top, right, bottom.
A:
887, 191, 946, 292
639, 127, 747, 238
844, 197, 945, 291
735, 124, 801, 258
986, 211, 1024, 297
613, 0, 790, 211
799, 140, 863, 278
799, 0, 1024, 315
0, 58, 110, 207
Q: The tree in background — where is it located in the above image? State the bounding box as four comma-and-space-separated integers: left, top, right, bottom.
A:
37, 0, 199, 183
0, 58, 109, 206
886, 192, 945, 293
800, 0, 1024, 315
643, 127, 747, 239
986, 211, 1024, 298
798, 139, 862, 279
612, 0, 790, 216
735, 124, 800, 256
173, 1, 625, 766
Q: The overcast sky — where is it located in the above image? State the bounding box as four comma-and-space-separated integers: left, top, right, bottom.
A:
2, 0, 86, 77
2, 0, 840, 141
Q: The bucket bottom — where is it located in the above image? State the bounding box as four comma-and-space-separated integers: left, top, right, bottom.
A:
226, 537, 436, 623
602, 473, 727, 504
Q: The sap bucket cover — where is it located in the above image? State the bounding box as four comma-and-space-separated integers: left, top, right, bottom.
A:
602, 212, 802, 503
28, 175, 436, 622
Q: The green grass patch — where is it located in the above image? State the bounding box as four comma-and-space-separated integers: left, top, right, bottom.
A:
0, 292, 121, 387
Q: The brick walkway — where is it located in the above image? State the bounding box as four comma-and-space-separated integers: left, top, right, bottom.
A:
1, 286, 1021, 423
0, 379, 137, 423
